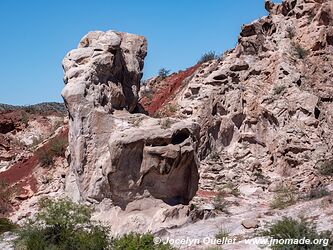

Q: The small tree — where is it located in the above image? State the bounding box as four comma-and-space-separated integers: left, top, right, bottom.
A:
50, 137, 67, 157
0, 180, 15, 215
0, 218, 17, 235
21, 111, 29, 127
16, 198, 110, 250
306, 186, 329, 200
318, 160, 333, 176
158, 68, 171, 79
292, 42, 309, 59
198, 51, 219, 64
215, 227, 230, 240
270, 184, 297, 210
213, 191, 230, 214
38, 137, 68, 167
262, 217, 333, 249
272, 85, 286, 95
160, 118, 172, 129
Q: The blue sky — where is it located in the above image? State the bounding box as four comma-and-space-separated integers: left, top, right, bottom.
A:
0, 0, 280, 105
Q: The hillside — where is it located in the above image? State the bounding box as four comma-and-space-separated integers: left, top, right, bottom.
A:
0, 102, 66, 115
1, 0, 333, 249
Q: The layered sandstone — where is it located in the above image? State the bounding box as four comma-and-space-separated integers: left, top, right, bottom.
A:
62, 31, 200, 211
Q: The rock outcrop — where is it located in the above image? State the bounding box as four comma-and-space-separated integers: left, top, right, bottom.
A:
62, 31, 200, 211
59, 0, 333, 242
160, 0, 333, 196
140, 0, 333, 215
2, 0, 333, 247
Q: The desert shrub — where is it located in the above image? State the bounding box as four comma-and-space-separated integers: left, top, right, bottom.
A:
223, 183, 240, 197
254, 172, 271, 185
318, 160, 333, 176
209, 151, 220, 161
30, 136, 44, 149
198, 51, 219, 64
38, 137, 68, 166
306, 186, 330, 200
16, 198, 110, 250
52, 120, 63, 133
262, 217, 333, 249
292, 42, 309, 59
112, 232, 175, 250
0, 181, 15, 215
215, 227, 230, 240
272, 85, 286, 95
21, 111, 29, 126
50, 137, 67, 157
167, 104, 178, 114
145, 92, 153, 101
286, 26, 295, 39
132, 118, 143, 127
162, 104, 178, 117
160, 118, 172, 129
215, 182, 240, 198
0, 218, 17, 234
270, 184, 297, 210
158, 68, 171, 79
213, 192, 230, 214
38, 150, 54, 166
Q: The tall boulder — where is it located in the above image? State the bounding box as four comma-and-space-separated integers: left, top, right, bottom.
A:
61, 31, 200, 209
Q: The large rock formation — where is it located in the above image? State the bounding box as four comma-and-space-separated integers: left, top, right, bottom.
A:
59, 0, 333, 241
62, 31, 200, 210
142, 0, 333, 201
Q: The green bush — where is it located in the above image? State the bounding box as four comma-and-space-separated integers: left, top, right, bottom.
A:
30, 136, 44, 149
52, 120, 63, 133
209, 151, 220, 161
306, 186, 330, 200
16, 198, 110, 250
167, 104, 178, 114
160, 118, 172, 129
21, 111, 29, 126
262, 217, 333, 249
38, 150, 54, 166
215, 227, 229, 240
216, 183, 240, 197
318, 160, 333, 176
213, 192, 230, 214
50, 137, 67, 157
254, 172, 271, 185
158, 68, 171, 79
112, 232, 175, 250
38, 137, 68, 166
144, 92, 153, 101
292, 42, 309, 59
270, 185, 297, 210
0, 218, 17, 234
0, 181, 15, 215
198, 51, 219, 64
272, 85, 286, 95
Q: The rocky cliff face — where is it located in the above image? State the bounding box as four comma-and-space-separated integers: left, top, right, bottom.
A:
62, 31, 200, 211
136, 0, 333, 245
2, 0, 333, 248
59, 0, 333, 243
0, 107, 67, 219
142, 0, 333, 197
